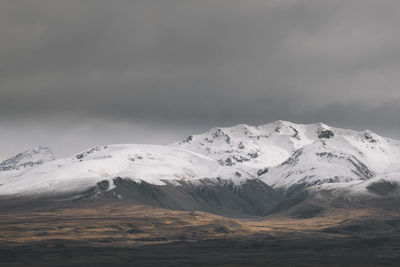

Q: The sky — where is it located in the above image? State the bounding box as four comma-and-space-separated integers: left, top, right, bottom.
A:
1, 0, 400, 160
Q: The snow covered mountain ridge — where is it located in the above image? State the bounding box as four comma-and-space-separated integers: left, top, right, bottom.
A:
1, 120, 400, 198
0, 146, 54, 171
176, 120, 400, 196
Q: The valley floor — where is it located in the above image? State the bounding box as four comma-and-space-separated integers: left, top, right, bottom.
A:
1, 202, 400, 266
2, 234, 400, 266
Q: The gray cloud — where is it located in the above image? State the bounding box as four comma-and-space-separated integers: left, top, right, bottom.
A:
1, 0, 400, 158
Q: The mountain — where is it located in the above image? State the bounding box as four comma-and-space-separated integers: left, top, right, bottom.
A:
1, 121, 400, 217
0, 144, 249, 196
0, 144, 281, 217
175, 120, 400, 197
0, 146, 54, 171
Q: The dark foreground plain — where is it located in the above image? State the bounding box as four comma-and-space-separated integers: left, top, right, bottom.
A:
2, 234, 400, 266
1, 201, 400, 266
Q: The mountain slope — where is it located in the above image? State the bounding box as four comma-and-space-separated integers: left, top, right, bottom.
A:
1, 121, 400, 217
0, 144, 250, 196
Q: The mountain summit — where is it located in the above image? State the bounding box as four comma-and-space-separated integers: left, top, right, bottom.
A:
175, 120, 400, 196
0, 146, 54, 172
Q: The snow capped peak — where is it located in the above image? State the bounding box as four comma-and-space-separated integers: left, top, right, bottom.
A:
1, 121, 400, 198
175, 121, 400, 194
0, 146, 54, 171
359, 129, 381, 143
314, 122, 329, 128
175, 121, 339, 173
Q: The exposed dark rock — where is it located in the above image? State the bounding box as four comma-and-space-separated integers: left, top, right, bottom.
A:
257, 168, 269, 176
232, 155, 250, 163
363, 132, 378, 143
75, 146, 103, 160
182, 135, 193, 143
96, 180, 110, 191
211, 128, 231, 144
290, 126, 301, 140
280, 149, 303, 167
316, 152, 339, 159
367, 180, 399, 196
218, 157, 235, 166
347, 156, 374, 179
248, 152, 259, 159
318, 130, 334, 139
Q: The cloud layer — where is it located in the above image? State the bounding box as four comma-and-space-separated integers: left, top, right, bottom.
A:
1, 0, 400, 158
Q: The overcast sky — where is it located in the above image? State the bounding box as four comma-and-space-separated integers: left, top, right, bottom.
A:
1, 0, 400, 160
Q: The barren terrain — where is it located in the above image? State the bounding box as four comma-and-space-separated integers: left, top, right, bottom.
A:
1, 201, 400, 266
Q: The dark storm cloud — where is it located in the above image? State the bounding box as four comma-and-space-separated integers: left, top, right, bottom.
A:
1, 0, 400, 158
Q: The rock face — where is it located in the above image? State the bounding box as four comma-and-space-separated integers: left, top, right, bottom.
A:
0, 146, 54, 171
318, 129, 335, 139
83, 178, 284, 217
